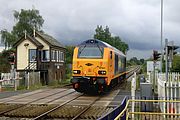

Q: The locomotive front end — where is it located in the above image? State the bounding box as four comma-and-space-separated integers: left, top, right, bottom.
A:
71, 39, 108, 93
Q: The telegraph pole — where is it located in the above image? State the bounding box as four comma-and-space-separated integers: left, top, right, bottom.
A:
160, 0, 163, 73
165, 39, 168, 82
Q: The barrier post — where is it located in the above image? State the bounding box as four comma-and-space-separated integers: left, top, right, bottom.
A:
0, 81, 2, 92
131, 72, 136, 120
27, 72, 30, 90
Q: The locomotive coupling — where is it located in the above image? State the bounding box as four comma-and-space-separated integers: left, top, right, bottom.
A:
97, 78, 106, 84
71, 77, 90, 83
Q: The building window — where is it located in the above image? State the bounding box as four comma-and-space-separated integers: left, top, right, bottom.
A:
60, 51, 64, 62
58, 51, 61, 62
56, 51, 59, 62
54, 50, 57, 62
51, 50, 55, 62
51, 50, 64, 62
29, 49, 36, 62
41, 50, 49, 62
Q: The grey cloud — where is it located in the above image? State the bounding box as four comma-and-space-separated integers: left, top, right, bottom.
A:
1, 0, 180, 59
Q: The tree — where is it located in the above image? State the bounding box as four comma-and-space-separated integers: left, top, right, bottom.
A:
0, 49, 15, 73
128, 57, 144, 66
94, 25, 129, 53
140, 59, 145, 64
12, 9, 44, 38
65, 45, 75, 79
0, 8, 44, 47
0, 30, 12, 49
172, 55, 180, 72
65, 45, 75, 64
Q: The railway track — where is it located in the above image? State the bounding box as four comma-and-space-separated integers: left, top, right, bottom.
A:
0, 93, 115, 120
0, 66, 141, 120
0, 91, 117, 120
34, 95, 102, 120
0, 89, 78, 117
0, 83, 73, 103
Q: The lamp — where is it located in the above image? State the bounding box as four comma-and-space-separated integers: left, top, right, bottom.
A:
24, 43, 29, 48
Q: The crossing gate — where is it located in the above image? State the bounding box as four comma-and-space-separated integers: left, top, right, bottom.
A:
0, 72, 20, 91
157, 72, 180, 114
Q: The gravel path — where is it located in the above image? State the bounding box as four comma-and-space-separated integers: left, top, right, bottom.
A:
0, 90, 31, 99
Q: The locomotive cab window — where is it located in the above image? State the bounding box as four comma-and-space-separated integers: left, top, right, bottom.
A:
78, 46, 103, 58
110, 51, 112, 59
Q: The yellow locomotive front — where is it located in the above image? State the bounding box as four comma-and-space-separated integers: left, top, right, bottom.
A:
71, 39, 110, 93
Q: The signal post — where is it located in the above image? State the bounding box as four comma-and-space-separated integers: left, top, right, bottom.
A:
152, 50, 161, 93
8, 52, 17, 91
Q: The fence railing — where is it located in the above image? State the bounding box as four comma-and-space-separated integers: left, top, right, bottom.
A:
114, 72, 180, 120
0, 72, 20, 91
157, 72, 180, 115
115, 98, 180, 120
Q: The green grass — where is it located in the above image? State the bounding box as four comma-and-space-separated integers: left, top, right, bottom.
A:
17, 85, 26, 90
1, 79, 72, 92
48, 78, 71, 88
29, 83, 43, 90
1, 87, 15, 91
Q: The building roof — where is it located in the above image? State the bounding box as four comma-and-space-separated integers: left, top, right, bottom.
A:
13, 34, 43, 48
35, 31, 65, 48
13, 31, 65, 49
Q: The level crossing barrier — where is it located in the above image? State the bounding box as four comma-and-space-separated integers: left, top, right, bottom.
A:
0, 72, 20, 91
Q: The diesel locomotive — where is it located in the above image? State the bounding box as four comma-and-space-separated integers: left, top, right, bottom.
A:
71, 39, 126, 93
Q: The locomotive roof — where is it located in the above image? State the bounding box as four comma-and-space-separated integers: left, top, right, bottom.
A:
78, 39, 126, 57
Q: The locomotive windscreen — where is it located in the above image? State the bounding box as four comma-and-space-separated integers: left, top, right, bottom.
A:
78, 46, 104, 58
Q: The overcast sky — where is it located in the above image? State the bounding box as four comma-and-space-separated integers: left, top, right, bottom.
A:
0, 0, 180, 59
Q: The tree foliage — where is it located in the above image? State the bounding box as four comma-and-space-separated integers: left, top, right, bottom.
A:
0, 30, 15, 49
172, 55, 180, 72
0, 49, 15, 73
12, 9, 44, 38
127, 57, 145, 66
94, 25, 129, 53
0, 9, 44, 48
65, 45, 75, 64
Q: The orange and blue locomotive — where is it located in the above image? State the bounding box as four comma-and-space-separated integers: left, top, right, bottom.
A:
71, 39, 126, 93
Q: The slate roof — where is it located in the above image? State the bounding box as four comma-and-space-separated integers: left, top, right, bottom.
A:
36, 31, 65, 48
13, 31, 65, 49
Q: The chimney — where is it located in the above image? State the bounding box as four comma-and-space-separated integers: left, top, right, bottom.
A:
24, 30, 27, 39
33, 26, 35, 37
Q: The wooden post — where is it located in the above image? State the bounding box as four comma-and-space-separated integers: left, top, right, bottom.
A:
0, 81, 2, 92
27, 72, 29, 90
174, 73, 177, 115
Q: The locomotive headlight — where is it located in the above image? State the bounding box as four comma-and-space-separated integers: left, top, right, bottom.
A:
73, 70, 81, 74
98, 70, 106, 75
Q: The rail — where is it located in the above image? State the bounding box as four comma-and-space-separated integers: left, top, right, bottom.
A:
33, 93, 84, 120
115, 99, 180, 120
72, 96, 101, 120
98, 66, 141, 120
0, 89, 76, 115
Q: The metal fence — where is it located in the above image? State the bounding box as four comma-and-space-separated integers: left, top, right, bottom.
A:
115, 98, 180, 120
114, 72, 180, 120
